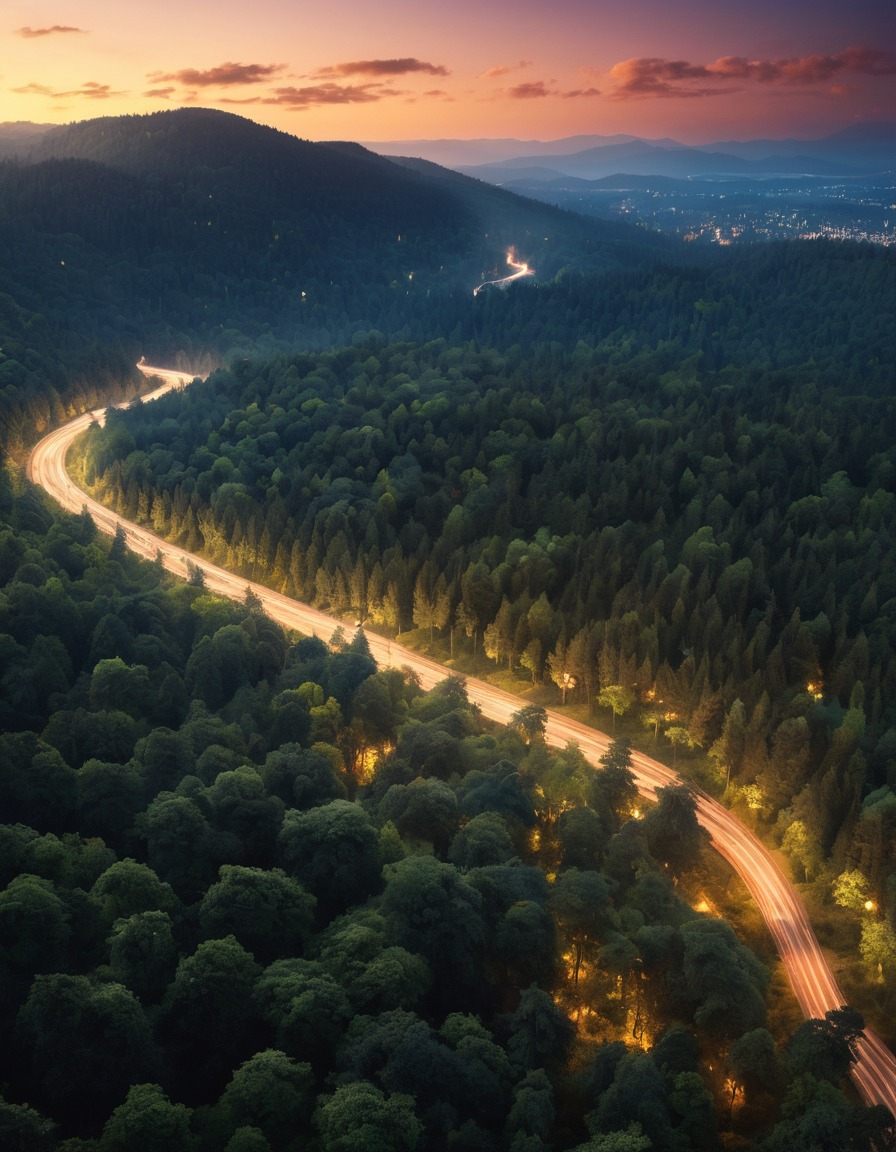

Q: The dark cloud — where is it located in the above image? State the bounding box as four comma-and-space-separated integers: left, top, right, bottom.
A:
316, 58, 448, 78
149, 62, 285, 87
562, 86, 601, 99
16, 25, 84, 38
610, 45, 896, 99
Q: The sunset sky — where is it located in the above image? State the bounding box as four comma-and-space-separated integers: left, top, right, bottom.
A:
4, 0, 895, 144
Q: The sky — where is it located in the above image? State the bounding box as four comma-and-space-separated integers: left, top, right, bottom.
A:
3, 0, 895, 144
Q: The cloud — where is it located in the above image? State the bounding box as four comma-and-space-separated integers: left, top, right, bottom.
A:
143, 87, 177, 99
609, 45, 896, 99
12, 80, 122, 99
480, 60, 532, 78
562, 87, 601, 99
608, 57, 721, 99
257, 82, 395, 109
508, 80, 551, 99
148, 62, 285, 87
497, 79, 599, 101
12, 82, 54, 96
316, 58, 448, 78
16, 25, 84, 38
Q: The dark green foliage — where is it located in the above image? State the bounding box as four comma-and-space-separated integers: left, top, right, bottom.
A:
217, 1049, 314, 1150
253, 959, 352, 1068
315, 1080, 423, 1152
380, 776, 460, 854
0, 1092, 55, 1151
507, 984, 576, 1069
99, 1084, 195, 1152
640, 786, 705, 879
450, 812, 518, 869
89, 858, 180, 926
17, 974, 157, 1121
278, 799, 380, 917
587, 1052, 678, 1150
727, 1028, 783, 1101
108, 911, 178, 1003
158, 936, 262, 1097
197, 865, 315, 961
0, 874, 71, 972
672, 919, 769, 1040
759, 1075, 894, 1152
381, 855, 485, 1003
787, 1006, 866, 1085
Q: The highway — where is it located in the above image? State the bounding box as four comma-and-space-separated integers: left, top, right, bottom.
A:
28, 364, 896, 1116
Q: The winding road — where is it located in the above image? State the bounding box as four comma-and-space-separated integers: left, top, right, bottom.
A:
473, 249, 534, 296
28, 365, 896, 1116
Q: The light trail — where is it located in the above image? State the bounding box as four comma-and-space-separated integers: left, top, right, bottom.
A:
27, 363, 896, 1119
473, 248, 534, 296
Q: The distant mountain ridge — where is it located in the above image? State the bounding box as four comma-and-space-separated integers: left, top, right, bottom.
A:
0, 120, 54, 158
366, 121, 896, 181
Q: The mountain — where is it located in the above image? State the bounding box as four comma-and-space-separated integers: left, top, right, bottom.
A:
368, 122, 896, 181
0, 109, 667, 350
459, 142, 870, 183
711, 121, 896, 166
0, 108, 675, 444
359, 132, 681, 167
0, 120, 54, 158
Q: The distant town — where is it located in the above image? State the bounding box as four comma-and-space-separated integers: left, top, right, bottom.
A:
508, 175, 896, 246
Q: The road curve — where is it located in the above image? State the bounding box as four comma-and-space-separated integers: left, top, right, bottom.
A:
28, 365, 896, 1116
473, 250, 534, 296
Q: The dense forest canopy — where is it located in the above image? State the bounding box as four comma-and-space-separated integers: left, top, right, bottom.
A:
2, 107, 896, 1150
82, 329, 896, 921
0, 463, 891, 1150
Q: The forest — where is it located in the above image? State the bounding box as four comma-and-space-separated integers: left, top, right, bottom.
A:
81, 327, 896, 939
0, 465, 892, 1150
0, 108, 678, 452
2, 107, 896, 1150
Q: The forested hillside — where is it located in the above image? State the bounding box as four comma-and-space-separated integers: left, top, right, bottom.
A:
0, 108, 664, 447
7, 467, 891, 1149
82, 322, 896, 1024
